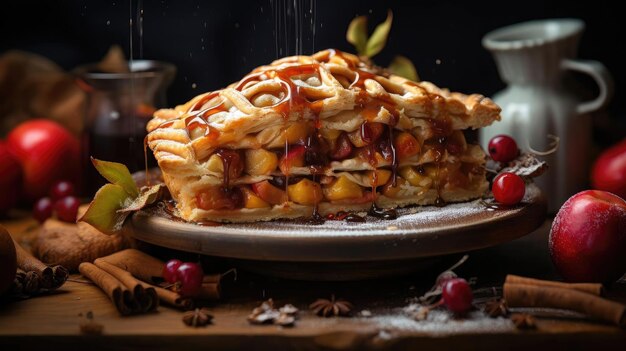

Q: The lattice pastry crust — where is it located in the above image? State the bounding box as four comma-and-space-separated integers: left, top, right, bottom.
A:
146, 49, 500, 222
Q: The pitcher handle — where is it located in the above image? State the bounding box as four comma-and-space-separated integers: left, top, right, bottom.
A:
561, 59, 614, 115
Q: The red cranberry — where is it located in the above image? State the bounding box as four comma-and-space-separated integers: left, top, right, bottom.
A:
488, 135, 519, 163
54, 196, 80, 223
163, 259, 183, 284
33, 197, 54, 223
177, 262, 204, 297
49, 180, 75, 201
492, 172, 526, 205
442, 278, 473, 315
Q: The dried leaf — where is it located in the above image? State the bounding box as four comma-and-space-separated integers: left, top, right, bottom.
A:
364, 10, 393, 58
499, 153, 548, 179
78, 184, 132, 234
275, 313, 296, 327
248, 299, 298, 326
118, 184, 167, 213
346, 16, 368, 56
279, 304, 299, 316
91, 158, 139, 197
248, 309, 280, 324
388, 55, 419, 81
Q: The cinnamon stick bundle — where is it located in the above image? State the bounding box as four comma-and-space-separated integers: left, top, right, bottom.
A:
505, 274, 604, 296
98, 249, 221, 301
12, 237, 68, 294
94, 260, 158, 313
504, 282, 626, 327
80, 249, 224, 313
78, 262, 135, 315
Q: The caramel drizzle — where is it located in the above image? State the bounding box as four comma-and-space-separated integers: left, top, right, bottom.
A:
151, 49, 459, 220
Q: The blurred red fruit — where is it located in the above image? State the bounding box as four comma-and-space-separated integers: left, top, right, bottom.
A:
6, 119, 80, 201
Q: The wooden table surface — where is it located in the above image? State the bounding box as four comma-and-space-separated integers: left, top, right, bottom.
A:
1, 216, 625, 350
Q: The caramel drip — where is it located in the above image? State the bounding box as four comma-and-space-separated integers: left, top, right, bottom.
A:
283, 135, 290, 199
143, 135, 150, 187
388, 126, 398, 187
214, 149, 238, 189
423, 116, 452, 207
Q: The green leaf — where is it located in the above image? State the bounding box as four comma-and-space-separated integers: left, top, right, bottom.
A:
118, 184, 167, 213
388, 55, 420, 82
79, 183, 168, 234
78, 184, 133, 234
91, 158, 139, 197
364, 10, 393, 58
346, 16, 368, 56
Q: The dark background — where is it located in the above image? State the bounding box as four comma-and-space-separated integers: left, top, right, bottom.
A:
1, 0, 624, 143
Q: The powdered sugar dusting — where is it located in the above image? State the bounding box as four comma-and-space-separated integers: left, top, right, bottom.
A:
368, 309, 514, 335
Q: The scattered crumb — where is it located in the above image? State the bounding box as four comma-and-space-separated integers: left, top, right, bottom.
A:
79, 311, 104, 335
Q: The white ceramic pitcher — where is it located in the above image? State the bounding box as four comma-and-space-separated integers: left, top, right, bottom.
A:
481, 19, 613, 212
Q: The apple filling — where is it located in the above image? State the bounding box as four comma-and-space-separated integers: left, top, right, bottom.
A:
192, 121, 485, 212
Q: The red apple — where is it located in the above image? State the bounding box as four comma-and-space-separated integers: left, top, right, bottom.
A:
549, 190, 626, 282
0, 142, 22, 215
6, 119, 80, 201
251, 180, 287, 205
279, 145, 306, 174
591, 139, 626, 199
0, 225, 17, 295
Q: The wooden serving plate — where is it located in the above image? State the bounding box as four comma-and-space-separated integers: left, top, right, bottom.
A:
126, 184, 546, 280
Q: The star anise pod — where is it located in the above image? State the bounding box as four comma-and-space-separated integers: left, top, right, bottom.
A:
511, 313, 536, 330
309, 295, 353, 317
182, 308, 213, 327
484, 299, 509, 318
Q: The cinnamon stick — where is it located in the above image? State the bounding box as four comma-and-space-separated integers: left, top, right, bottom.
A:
504, 282, 626, 327
98, 249, 164, 283
78, 262, 134, 315
198, 282, 221, 300
10, 269, 40, 296
505, 274, 604, 296
197, 274, 221, 300
202, 274, 221, 284
153, 285, 193, 310
13, 237, 53, 288
50, 265, 69, 289
94, 260, 158, 313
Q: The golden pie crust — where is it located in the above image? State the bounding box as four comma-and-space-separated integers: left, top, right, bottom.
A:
146, 49, 501, 222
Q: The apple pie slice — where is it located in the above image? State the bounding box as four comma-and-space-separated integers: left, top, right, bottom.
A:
146, 49, 501, 223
